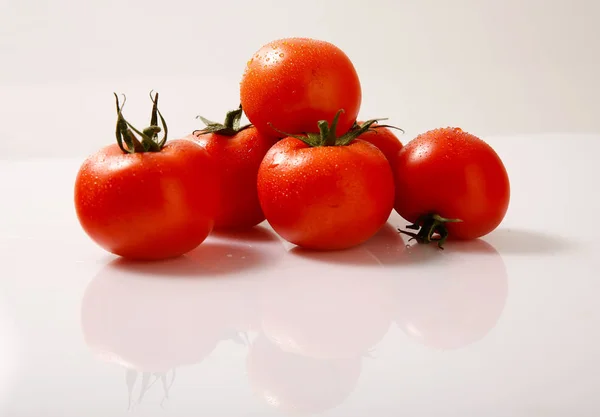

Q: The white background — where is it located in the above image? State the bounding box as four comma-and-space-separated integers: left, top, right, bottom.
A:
1, 0, 599, 159
2, 1, 600, 416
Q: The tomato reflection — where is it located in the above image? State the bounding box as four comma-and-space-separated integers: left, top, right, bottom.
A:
246, 333, 362, 415
80, 240, 272, 409
392, 238, 508, 350
259, 232, 392, 358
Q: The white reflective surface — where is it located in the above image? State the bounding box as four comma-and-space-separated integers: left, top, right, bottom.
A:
1, 134, 599, 416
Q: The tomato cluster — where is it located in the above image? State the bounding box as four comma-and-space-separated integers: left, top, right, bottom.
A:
74, 37, 510, 260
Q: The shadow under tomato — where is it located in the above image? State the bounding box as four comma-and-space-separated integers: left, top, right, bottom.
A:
210, 223, 280, 244
289, 223, 404, 267
289, 245, 382, 267
289, 222, 441, 267
109, 241, 272, 277
482, 228, 574, 255
365, 222, 444, 266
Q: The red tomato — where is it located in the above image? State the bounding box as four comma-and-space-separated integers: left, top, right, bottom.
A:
188, 106, 277, 230
356, 122, 404, 170
74, 93, 219, 260
257, 118, 394, 250
240, 37, 362, 138
394, 127, 510, 244
257, 138, 394, 250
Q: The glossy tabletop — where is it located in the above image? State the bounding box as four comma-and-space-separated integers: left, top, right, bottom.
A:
1, 133, 599, 416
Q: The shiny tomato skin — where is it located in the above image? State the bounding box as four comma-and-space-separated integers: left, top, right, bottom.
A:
74, 140, 219, 260
257, 138, 395, 250
189, 127, 277, 230
240, 38, 362, 138
357, 123, 403, 170
394, 127, 510, 240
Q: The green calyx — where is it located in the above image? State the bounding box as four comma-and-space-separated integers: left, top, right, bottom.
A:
194, 104, 252, 137
398, 213, 463, 249
350, 120, 405, 134
114, 91, 168, 154
269, 109, 387, 147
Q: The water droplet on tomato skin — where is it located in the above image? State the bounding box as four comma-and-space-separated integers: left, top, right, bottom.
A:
279, 53, 284, 58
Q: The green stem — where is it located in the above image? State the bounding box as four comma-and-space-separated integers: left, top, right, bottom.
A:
224, 107, 243, 131
149, 90, 158, 126
113, 92, 168, 154
398, 213, 463, 249
194, 104, 252, 137
267, 110, 390, 148
318, 120, 332, 146
350, 120, 405, 134
322, 109, 343, 146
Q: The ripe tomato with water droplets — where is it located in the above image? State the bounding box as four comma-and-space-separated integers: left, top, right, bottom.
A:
240, 37, 362, 138
256, 114, 394, 250
356, 122, 403, 171
74, 93, 219, 260
188, 106, 278, 230
394, 127, 510, 245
